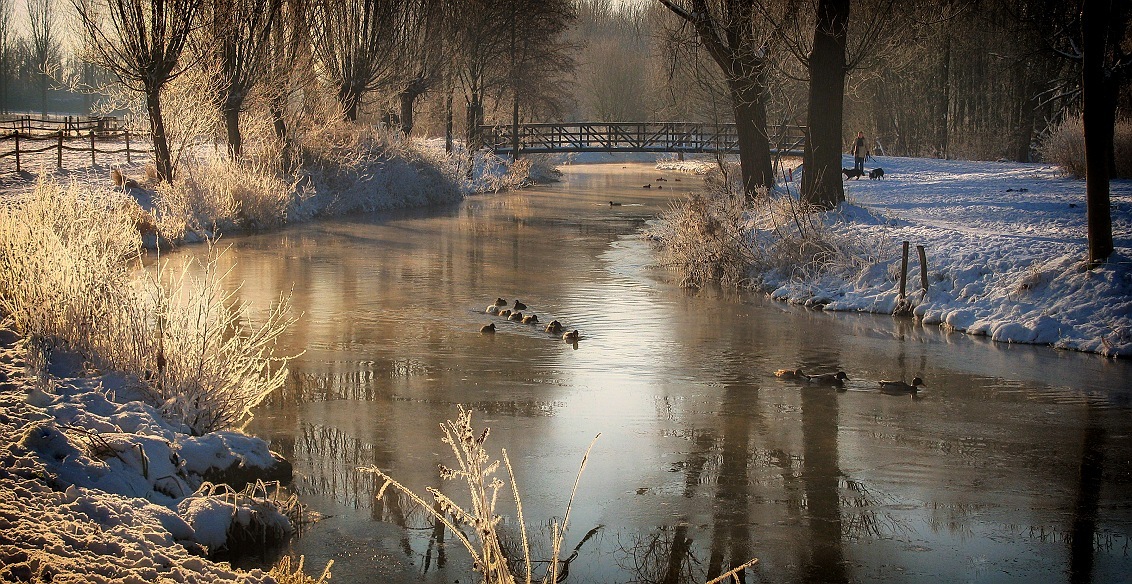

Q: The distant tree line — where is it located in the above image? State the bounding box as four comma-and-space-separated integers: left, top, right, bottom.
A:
1, 0, 575, 181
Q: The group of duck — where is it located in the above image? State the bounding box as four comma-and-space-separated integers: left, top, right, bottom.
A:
773, 369, 925, 395
481, 298, 580, 343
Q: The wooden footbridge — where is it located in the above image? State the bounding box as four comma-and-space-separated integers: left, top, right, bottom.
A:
479, 122, 806, 156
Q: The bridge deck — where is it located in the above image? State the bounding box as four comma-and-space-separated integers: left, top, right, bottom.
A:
480, 122, 805, 155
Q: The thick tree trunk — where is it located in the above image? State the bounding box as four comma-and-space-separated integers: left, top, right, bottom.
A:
801, 0, 850, 209
270, 95, 291, 171
145, 88, 174, 182
729, 77, 774, 196
1082, 0, 1115, 265
444, 85, 453, 153
223, 102, 242, 159
399, 91, 416, 136
511, 90, 520, 160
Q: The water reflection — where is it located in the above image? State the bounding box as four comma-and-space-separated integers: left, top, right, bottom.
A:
156, 164, 1132, 583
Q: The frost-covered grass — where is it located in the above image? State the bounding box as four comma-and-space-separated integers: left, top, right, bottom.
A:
0, 178, 295, 435
653, 156, 1132, 357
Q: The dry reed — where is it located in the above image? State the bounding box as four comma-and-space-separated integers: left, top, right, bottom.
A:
364, 406, 599, 584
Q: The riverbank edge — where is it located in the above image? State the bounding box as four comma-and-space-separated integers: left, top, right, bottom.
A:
647, 157, 1131, 359
0, 324, 304, 582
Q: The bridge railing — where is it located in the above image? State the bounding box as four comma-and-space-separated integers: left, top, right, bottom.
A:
480, 122, 806, 155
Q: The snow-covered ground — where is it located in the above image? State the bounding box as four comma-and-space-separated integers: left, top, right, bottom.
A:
757, 155, 1132, 357
0, 329, 293, 582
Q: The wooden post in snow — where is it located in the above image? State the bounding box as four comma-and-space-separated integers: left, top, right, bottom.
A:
57, 130, 63, 168
125, 130, 131, 164
90, 130, 96, 166
898, 240, 910, 299
917, 245, 929, 293
13, 130, 20, 173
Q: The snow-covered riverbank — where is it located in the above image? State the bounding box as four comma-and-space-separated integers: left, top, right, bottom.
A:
659, 155, 1131, 357
0, 328, 300, 582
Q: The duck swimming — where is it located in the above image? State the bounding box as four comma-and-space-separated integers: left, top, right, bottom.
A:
545, 320, 563, 334
522, 314, 539, 324
494, 298, 507, 306
508, 311, 524, 321
879, 377, 924, 393
806, 371, 849, 386
513, 300, 527, 310
609, 201, 622, 206
562, 330, 580, 343
774, 369, 805, 379
480, 323, 495, 334
486, 304, 501, 315
499, 309, 511, 318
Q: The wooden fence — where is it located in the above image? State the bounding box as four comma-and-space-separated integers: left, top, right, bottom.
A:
1, 127, 151, 173
0, 114, 122, 135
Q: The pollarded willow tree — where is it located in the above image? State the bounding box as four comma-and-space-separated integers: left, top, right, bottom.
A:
264, 0, 310, 168
308, 0, 402, 121
394, 0, 447, 136
73, 0, 202, 181
657, 0, 776, 196
205, 0, 281, 158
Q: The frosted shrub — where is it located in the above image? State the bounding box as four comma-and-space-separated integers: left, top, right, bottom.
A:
652, 169, 885, 290
366, 407, 598, 584
1040, 117, 1086, 177
0, 178, 295, 435
1041, 117, 1132, 178
156, 157, 294, 239
143, 245, 295, 435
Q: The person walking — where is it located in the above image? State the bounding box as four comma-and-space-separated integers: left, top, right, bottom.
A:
853, 131, 867, 175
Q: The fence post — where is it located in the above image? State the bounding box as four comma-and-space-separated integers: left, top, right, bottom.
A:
57, 130, 63, 169
14, 130, 20, 173
917, 245, 929, 293
125, 129, 131, 163
90, 130, 96, 166
898, 240, 910, 299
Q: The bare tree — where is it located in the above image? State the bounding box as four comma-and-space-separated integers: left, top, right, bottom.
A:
206, 0, 281, 157
0, 0, 13, 113
394, 0, 446, 136
73, 0, 203, 181
505, 0, 576, 158
1080, 0, 1128, 265
759, 0, 900, 208
265, 0, 309, 167
657, 0, 775, 195
27, 0, 60, 114
450, 0, 510, 150
309, 0, 401, 121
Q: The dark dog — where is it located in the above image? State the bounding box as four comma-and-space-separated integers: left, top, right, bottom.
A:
842, 167, 864, 180
869, 168, 884, 180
